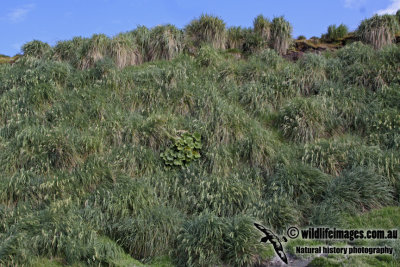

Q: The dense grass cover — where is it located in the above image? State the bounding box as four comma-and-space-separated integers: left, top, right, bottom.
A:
357, 14, 400, 49
1, 13, 400, 267
270, 16, 292, 55
323, 24, 349, 42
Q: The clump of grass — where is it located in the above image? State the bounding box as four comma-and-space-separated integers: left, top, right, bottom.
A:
266, 163, 331, 223
85, 177, 159, 222
253, 14, 271, 46
175, 213, 264, 267
311, 167, 394, 226
377, 84, 400, 110
195, 44, 222, 67
368, 108, 400, 150
110, 205, 184, 260
302, 136, 400, 184
79, 34, 110, 69
323, 24, 349, 42
185, 14, 226, 49
256, 48, 283, 68
175, 213, 228, 266
0, 202, 132, 266
357, 14, 400, 49
397, 10, 400, 23
226, 26, 245, 50
251, 195, 300, 233
343, 206, 400, 229
336, 41, 375, 65
297, 53, 328, 95
53, 37, 88, 67
1, 125, 80, 174
149, 25, 183, 61
240, 27, 264, 54
91, 57, 116, 79
222, 215, 265, 267
318, 83, 373, 133
22, 40, 51, 59
277, 96, 333, 143
129, 25, 151, 61
309, 36, 320, 45
376, 45, 400, 84
83, 177, 184, 260
297, 35, 307, 40
270, 16, 293, 55
182, 171, 259, 216
108, 33, 142, 68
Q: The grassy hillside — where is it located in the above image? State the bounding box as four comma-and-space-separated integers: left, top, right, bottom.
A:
0, 14, 399, 266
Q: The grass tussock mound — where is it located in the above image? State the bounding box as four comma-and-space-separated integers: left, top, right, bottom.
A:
357, 14, 400, 50
185, 14, 226, 49
270, 16, 293, 55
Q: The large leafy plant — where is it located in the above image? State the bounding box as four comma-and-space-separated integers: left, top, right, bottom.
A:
161, 131, 202, 168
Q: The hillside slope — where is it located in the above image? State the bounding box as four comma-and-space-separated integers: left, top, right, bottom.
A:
0, 32, 399, 266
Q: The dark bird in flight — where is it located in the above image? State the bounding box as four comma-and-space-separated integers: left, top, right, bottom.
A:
254, 223, 288, 264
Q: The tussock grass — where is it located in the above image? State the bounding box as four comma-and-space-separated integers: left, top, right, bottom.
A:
79, 34, 110, 69
336, 41, 375, 65
277, 96, 334, 143
108, 33, 142, 68
266, 163, 331, 224
297, 53, 327, 95
195, 44, 222, 67
368, 108, 400, 149
0, 201, 134, 266
253, 14, 271, 48
1, 125, 80, 174
175, 213, 264, 267
22, 40, 51, 59
149, 25, 183, 61
324, 24, 349, 42
311, 167, 394, 226
185, 14, 226, 49
110, 205, 183, 260
226, 26, 245, 50
129, 25, 151, 61
270, 16, 293, 55
302, 136, 400, 184
318, 83, 373, 133
1, 13, 400, 266
357, 14, 400, 49
53, 37, 88, 67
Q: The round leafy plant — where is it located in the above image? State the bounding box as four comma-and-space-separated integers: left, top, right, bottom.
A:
161, 131, 202, 168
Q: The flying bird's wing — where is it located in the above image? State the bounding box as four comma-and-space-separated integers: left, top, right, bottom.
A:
270, 236, 288, 264
254, 223, 288, 264
254, 223, 277, 240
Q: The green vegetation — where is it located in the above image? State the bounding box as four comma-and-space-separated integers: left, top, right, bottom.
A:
397, 10, 400, 24
357, 14, 400, 49
323, 24, 349, 42
270, 16, 293, 55
185, 14, 226, 49
148, 25, 183, 61
253, 14, 271, 48
226, 26, 246, 50
0, 12, 399, 266
161, 131, 202, 168
22, 40, 51, 58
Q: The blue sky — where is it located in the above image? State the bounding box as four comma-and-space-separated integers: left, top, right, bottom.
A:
1, 0, 399, 56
